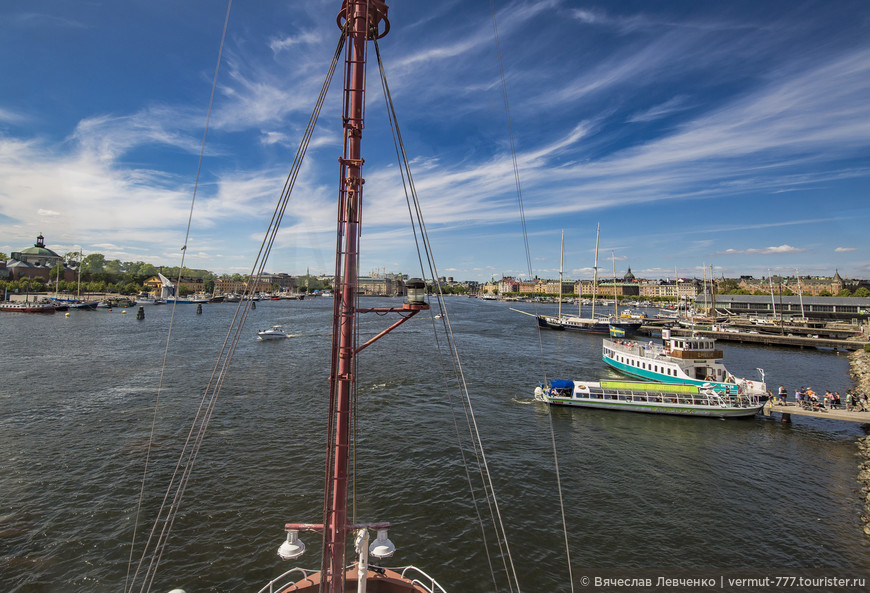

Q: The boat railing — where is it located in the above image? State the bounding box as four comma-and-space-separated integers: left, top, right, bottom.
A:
396, 565, 449, 593
255, 565, 447, 593
607, 339, 664, 359
256, 567, 318, 593
582, 386, 754, 408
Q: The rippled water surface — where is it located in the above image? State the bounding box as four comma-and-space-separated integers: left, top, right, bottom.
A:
1, 298, 868, 593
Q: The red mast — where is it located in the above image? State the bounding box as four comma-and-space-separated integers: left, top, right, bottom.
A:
323, 2, 390, 592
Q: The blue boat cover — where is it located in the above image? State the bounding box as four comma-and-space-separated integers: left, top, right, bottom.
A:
548, 380, 574, 389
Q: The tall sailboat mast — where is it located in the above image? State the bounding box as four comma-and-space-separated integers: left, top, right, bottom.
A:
768, 269, 777, 320
796, 268, 806, 319
324, 1, 389, 590
558, 230, 564, 319
589, 223, 600, 320
612, 251, 618, 318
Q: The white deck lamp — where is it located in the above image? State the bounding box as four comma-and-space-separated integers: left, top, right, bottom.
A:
368, 528, 396, 560
278, 529, 306, 560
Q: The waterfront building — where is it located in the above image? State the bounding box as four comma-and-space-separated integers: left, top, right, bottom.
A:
497, 277, 520, 295
358, 275, 397, 295
638, 280, 681, 298
713, 294, 870, 322
737, 272, 870, 297
4, 234, 76, 282
534, 279, 574, 296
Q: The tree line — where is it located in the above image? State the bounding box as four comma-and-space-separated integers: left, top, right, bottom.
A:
0, 251, 326, 296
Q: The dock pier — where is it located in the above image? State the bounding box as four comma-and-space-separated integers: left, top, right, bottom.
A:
764, 402, 870, 424
639, 323, 869, 351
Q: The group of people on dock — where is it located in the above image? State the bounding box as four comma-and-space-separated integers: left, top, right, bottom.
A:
769, 385, 869, 412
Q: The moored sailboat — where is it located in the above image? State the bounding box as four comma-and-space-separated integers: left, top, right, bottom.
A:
535, 224, 642, 335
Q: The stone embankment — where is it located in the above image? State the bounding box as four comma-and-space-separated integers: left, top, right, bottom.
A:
848, 348, 870, 536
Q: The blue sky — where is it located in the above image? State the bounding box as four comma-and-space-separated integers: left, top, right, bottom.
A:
1, 0, 868, 282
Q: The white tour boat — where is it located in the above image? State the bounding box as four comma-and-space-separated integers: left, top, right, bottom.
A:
602, 329, 767, 396
534, 379, 764, 418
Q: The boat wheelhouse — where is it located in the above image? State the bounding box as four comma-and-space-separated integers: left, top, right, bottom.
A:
602, 329, 767, 396
534, 379, 763, 418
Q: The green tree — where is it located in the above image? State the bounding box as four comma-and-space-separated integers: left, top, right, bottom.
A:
837, 289, 852, 297
50, 263, 66, 285
819, 289, 832, 297
105, 259, 123, 276
717, 278, 740, 293
0, 252, 7, 260
853, 287, 870, 298
81, 253, 106, 283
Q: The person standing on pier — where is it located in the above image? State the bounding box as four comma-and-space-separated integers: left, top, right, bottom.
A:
778, 385, 788, 404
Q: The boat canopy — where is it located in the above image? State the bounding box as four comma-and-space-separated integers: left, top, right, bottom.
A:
599, 380, 700, 394
548, 380, 574, 389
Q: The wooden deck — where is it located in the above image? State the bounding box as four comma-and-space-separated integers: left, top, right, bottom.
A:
765, 402, 870, 423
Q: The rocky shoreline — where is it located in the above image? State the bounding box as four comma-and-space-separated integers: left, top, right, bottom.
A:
848, 348, 870, 536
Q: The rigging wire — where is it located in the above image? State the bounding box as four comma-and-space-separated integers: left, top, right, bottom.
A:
488, 2, 575, 592
374, 38, 520, 593
126, 21, 346, 593
125, 1, 233, 591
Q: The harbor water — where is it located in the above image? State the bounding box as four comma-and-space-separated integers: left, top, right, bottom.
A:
1, 298, 868, 592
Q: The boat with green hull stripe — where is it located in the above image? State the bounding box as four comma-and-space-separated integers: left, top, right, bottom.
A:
534, 379, 764, 418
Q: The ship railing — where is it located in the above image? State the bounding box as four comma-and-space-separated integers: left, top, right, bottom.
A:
608, 339, 665, 359
256, 565, 447, 593
396, 565, 449, 593
586, 386, 718, 406
256, 567, 318, 593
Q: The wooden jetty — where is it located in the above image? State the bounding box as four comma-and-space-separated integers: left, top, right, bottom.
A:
639, 324, 869, 351
765, 402, 870, 424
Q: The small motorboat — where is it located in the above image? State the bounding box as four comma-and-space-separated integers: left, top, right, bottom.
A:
257, 324, 289, 340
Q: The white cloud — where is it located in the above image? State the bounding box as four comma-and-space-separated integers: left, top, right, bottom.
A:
627, 95, 693, 123
269, 31, 321, 54
716, 245, 805, 256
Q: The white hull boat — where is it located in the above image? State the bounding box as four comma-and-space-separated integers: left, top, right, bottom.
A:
257, 324, 289, 340
535, 379, 764, 418
602, 329, 767, 396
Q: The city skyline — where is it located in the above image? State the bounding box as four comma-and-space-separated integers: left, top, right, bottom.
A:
1, 1, 868, 282
6, 231, 864, 288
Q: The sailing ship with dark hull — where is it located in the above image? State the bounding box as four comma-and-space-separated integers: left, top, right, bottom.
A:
536, 224, 642, 335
